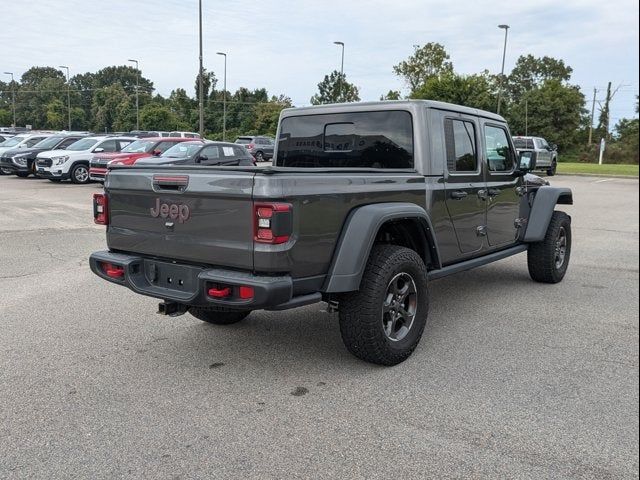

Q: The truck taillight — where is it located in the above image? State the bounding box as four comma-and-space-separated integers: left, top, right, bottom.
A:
254, 202, 292, 244
247, 143, 255, 149
93, 193, 109, 225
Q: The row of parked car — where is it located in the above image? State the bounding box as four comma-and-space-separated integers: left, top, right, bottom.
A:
0, 131, 276, 184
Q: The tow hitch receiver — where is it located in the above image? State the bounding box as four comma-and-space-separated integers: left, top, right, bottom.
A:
158, 301, 189, 317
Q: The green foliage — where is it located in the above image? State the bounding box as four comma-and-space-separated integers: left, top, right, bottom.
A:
0, 108, 11, 125
139, 103, 182, 131
393, 43, 453, 93
45, 99, 66, 130
507, 55, 572, 99
310, 70, 360, 105
411, 71, 498, 112
380, 90, 402, 101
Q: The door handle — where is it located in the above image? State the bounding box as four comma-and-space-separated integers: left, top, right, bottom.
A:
450, 190, 468, 200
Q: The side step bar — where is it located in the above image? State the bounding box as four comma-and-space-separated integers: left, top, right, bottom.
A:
427, 244, 528, 281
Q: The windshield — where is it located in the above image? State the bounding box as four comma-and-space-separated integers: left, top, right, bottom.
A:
235, 137, 252, 144
66, 138, 99, 151
121, 139, 156, 153
1, 136, 27, 147
161, 142, 202, 158
33, 136, 65, 149
513, 138, 534, 149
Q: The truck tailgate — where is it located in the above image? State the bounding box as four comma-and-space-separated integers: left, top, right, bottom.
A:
105, 168, 256, 270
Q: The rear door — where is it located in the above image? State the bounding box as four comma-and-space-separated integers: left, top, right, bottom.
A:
106, 168, 256, 269
482, 122, 520, 247
442, 114, 486, 254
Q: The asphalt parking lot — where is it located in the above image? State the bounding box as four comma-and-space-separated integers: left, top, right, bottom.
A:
0, 174, 638, 479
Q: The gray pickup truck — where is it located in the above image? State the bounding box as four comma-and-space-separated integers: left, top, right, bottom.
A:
90, 100, 573, 366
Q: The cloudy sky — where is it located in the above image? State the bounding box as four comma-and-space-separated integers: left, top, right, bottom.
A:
2, 0, 638, 123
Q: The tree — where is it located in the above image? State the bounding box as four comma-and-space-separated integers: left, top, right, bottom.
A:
411, 71, 498, 112
139, 103, 180, 131
310, 70, 360, 105
507, 55, 573, 100
380, 90, 402, 101
91, 84, 133, 132
393, 43, 453, 93
253, 95, 292, 135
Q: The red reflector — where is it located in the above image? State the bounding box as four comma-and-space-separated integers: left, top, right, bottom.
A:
93, 193, 108, 225
102, 262, 124, 278
208, 287, 231, 298
239, 286, 254, 299
256, 228, 274, 241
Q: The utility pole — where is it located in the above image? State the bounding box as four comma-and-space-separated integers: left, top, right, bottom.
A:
588, 87, 597, 145
3, 72, 16, 127
127, 59, 140, 130
333, 41, 344, 101
496, 24, 510, 115
59, 66, 71, 130
525, 98, 528, 136
216, 52, 227, 141
198, 0, 204, 137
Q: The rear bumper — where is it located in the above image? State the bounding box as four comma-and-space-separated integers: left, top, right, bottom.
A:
89, 250, 295, 310
89, 167, 107, 181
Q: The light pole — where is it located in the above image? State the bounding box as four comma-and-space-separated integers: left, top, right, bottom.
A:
127, 59, 140, 130
216, 51, 227, 141
59, 65, 71, 130
333, 41, 344, 101
3, 72, 16, 128
496, 24, 510, 115
198, 0, 204, 137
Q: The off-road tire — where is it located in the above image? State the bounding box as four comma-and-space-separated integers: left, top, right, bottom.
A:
547, 160, 557, 176
528, 211, 571, 283
70, 163, 90, 184
255, 151, 264, 162
338, 245, 429, 366
190, 306, 251, 325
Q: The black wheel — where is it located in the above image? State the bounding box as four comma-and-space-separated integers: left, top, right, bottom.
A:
190, 306, 251, 325
547, 161, 557, 176
16, 172, 29, 178
338, 245, 428, 366
70, 163, 90, 184
255, 151, 264, 162
528, 211, 571, 283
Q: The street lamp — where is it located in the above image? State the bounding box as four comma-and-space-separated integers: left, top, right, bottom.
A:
333, 41, 345, 101
198, 0, 204, 137
59, 65, 71, 130
496, 24, 510, 115
216, 51, 227, 141
127, 59, 140, 130
3, 72, 16, 128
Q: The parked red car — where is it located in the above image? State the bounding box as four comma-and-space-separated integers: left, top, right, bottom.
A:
89, 137, 201, 182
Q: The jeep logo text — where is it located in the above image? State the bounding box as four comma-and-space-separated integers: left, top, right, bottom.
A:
150, 198, 191, 223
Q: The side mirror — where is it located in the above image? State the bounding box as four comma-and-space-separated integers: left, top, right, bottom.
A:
152, 149, 162, 156
93, 147, 105, 153
196, 155, 208, 163
518, 151, 534, 172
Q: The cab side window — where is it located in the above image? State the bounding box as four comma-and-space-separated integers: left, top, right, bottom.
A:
99, 140, 118, 152
484, 126, 514, 172
444, 119, 477, 173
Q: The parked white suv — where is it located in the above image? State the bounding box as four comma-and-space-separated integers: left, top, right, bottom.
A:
0, 133, 55, 174
35, 136, 136, 184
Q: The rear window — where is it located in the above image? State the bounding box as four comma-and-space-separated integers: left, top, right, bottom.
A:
513, 138, 534, 149
276, 111, 414, 168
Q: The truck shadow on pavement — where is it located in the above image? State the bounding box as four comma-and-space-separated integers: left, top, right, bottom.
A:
151, 262, 535, 372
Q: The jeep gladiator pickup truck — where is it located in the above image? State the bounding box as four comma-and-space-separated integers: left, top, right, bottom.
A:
90, 100, 573, 366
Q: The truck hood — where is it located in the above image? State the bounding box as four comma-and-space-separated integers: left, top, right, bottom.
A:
94, 152, 150, 165
136, 156, 190, 166
524, 173, 550, 187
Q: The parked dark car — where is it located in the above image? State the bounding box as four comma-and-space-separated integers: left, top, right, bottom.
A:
0, 134, 86, 177
234, 136, 274, 161
136, 141, 256, 166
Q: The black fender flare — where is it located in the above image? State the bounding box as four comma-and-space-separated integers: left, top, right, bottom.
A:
523, 186, 573, 242
322, 203, 440, 293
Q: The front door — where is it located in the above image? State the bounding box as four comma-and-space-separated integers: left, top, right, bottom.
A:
482, 123, 521, 247
443, 115, 486, 254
